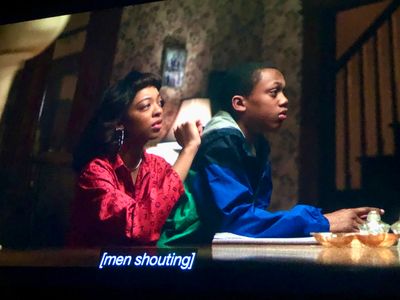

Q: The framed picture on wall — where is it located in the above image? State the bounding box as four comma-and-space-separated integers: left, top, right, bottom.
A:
161, 44, 187, 88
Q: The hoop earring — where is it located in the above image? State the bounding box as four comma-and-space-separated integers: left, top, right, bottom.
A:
115, 127, 125, 150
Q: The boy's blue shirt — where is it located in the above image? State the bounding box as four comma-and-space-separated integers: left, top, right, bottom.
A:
158, 111, 329, 246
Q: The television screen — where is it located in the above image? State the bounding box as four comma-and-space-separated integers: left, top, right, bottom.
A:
1, 0, 400, 297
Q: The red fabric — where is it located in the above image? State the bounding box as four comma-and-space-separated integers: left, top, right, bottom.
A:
68, 151, 184, 247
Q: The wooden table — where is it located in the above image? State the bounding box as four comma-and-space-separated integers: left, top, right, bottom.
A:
211, 244, 400, 267
1, 244, 399, 297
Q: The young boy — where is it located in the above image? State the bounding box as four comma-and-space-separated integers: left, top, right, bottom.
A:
158, 63, 383, 246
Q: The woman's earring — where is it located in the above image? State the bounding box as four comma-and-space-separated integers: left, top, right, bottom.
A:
115, 127, 125, 150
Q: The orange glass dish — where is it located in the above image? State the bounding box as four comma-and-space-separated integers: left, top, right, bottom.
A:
311, 232, 399, 247
356, 233, 399, 247
311, 232, 356, 247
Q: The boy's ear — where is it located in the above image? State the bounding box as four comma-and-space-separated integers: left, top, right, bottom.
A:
232, 95, 246, 112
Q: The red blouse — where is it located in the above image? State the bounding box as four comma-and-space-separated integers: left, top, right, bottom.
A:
68, 151, 184, 247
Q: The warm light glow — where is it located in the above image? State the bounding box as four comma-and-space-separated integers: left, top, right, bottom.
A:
146, 98, 212, 165
164, 98, 212, 141
0, 15, 71, 121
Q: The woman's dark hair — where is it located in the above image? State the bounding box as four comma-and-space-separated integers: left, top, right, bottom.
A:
219, 62, 277, 116
72, 70, 161, 172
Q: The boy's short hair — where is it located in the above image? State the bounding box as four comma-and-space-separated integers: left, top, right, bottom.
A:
219, 62, 277, 115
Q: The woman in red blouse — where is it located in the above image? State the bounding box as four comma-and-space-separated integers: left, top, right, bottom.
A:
68, 70, 202, 247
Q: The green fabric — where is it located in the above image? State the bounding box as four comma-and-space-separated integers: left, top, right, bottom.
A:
157, 170, 201, 248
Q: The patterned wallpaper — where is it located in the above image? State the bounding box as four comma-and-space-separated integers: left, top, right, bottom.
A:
262, 0, 303, 210
112, 0, 303, 210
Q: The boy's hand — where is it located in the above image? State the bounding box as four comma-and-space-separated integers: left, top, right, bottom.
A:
324, 207, 384, 232
174, 120, 202, 150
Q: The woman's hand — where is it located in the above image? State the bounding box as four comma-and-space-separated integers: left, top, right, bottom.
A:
174, 120, 202, 150
172, 120, 202, 182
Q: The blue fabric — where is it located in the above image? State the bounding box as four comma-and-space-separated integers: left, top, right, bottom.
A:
191, 123, 329, 238
159, 111, 329, 245
197, 164, 328, 237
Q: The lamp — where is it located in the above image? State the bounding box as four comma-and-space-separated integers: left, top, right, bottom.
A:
0, 15, 71, 121
146, 97, 211, 165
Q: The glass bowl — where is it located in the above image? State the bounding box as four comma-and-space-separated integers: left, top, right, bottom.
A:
355, 233, 399, 247
311, 232, 356, 247
312, 232, 400, 247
